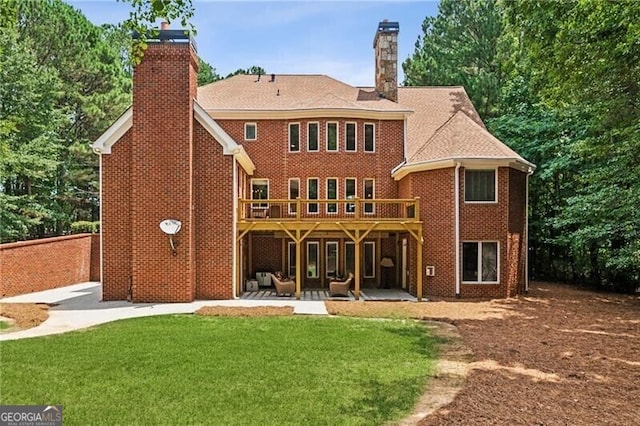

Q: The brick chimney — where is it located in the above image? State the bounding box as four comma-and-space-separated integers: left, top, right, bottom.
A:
374, 20, 399, 102
130, 25, 199, 302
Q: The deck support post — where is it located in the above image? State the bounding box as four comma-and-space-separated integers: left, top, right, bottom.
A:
295, 228, 302, 300
417, 227, 423, 302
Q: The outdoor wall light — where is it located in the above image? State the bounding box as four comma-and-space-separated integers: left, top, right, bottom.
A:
159, 219, 182, 256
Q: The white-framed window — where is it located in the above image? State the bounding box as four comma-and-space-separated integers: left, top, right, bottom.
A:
465, 169, 497, 203
364, 241, 375, 278
326, 178, 338, 214
244, 122, 257, 141
364, 178, 375, 214
289, 122, 300, 152
307, 242, 319, 278
326, 241, 339, 278
344, 242, 355, 276
326, 122, 338, 152
251, 178, 269, 209
364, 123, 375, 152
288, 178, 299, 215
307, 122, 319, 152
462, 241, 499, 283
345, 178, 356, 213
345, 122, 357, 152
307, 178, 319, 214
288, 241, 296, 278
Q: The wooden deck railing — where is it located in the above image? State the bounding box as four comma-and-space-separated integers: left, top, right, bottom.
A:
238, 198, 420, 222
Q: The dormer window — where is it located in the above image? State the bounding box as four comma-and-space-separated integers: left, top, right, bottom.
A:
244, 123, 257, 141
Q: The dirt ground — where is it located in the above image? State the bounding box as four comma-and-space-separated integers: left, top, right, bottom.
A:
330, 282, 640, 425
0, 303, 49, 331
419, 282, 640, 425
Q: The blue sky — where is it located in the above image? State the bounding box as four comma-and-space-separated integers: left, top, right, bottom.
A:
68, 1, 439, 86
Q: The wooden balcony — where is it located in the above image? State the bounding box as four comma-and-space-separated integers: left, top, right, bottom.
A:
238, 198, 420, 230
235, 198, 425, 301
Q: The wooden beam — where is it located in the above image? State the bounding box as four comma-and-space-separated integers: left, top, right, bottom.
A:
417, 227, 423, 302
401, 222, 421, 244
237, 222, 257, 241
300, 222, 320, 242
336, 222, 357, 242
276, 222, 296, 242
356, 222, 379, 243
295, 228, 302, 300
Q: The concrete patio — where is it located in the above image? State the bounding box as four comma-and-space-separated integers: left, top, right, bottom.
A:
0, 282, 329, 341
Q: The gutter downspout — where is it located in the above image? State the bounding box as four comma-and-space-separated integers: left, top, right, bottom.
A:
232, 156, 238, 299
98, 153, 104, 300
525, 168, 533, 293
454, 162, 461, 298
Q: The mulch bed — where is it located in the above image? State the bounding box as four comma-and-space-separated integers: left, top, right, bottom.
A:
0, 303, 49, 331
196, 306, 294, 317
419, 282, 640, 425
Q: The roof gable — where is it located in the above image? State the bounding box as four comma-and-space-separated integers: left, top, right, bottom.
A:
92, 102, 255, 175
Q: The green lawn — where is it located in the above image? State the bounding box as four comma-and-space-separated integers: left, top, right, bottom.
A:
0, 315, 438, 425
0, 321, 9, 330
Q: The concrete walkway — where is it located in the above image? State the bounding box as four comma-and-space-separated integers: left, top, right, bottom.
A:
0, 282, 328, 341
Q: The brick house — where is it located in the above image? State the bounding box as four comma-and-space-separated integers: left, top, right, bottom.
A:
92, 22, 534, 303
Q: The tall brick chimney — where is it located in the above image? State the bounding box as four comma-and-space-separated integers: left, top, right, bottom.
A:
130, 26, 199, 302
374, 20, 399, 102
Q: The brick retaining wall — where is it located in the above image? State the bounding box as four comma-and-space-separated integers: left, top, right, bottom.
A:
0, 234, 99, 297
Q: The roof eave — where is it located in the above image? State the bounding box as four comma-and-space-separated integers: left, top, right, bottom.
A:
204, 108, 412, 120
194, 101, 256, 175
92, 107, 132, 154
392, 157, 536, 181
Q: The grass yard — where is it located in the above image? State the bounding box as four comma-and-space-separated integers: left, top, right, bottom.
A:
0, 315, 439, 425
0, 320, 9, 330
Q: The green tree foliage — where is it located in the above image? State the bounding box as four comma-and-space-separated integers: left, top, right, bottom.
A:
118, 0, 195, 64
0, 0, 131, 242
410, 0, 640, 290
226, 66, 267, 79
403, 0, 503, 118
197, 57, 221, 86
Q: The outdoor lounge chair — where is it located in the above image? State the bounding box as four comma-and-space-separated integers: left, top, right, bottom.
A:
271, 274, 296, 296
329, 273, 353, 297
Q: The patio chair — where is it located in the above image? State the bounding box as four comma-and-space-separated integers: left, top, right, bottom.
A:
329, 273, 353, 297
272, 273, 296, 297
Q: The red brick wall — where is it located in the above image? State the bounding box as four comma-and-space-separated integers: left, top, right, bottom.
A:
129, 41, 198, 303
401, 166, 527, 299
508, 168, 527, 296
102, 130, 132, 301
251, 234, 282, 276
193, 121, 235, 299
0, 234, 96, 297
90, 234, 100, 282
404, 169, 456, 297
459, 167, 509, 298
215, 119, 404, 201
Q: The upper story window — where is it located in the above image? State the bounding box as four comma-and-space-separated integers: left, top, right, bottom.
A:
364, 123, 375, 152
345, 122, 357, 152
326, 122, 338, 152
345, 178, 356, 213
307, 122, 319, 152
465, 169, 497, 203
244, 123, 257, 141
364, 178, 375, 214
251, 178, 269, 209
327, 178, 338, 214
289, 123, 300, 152
307, 178, 319, 214
288, 178, 299, 215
